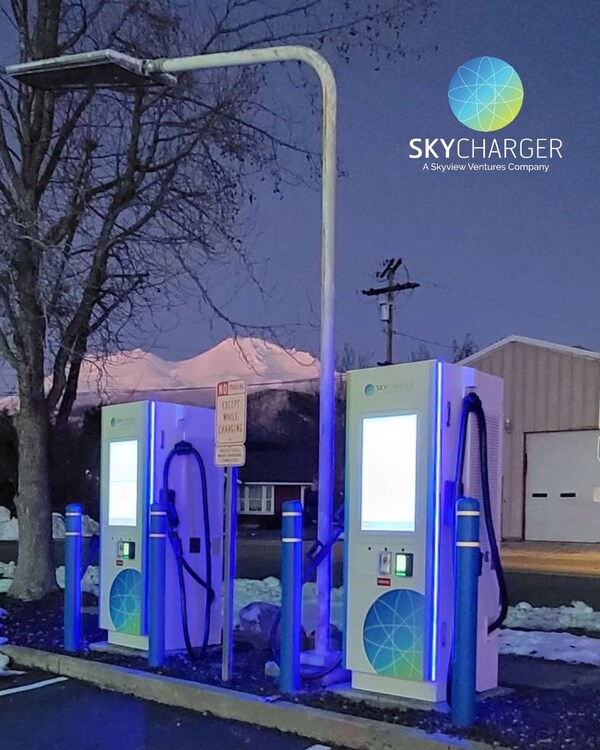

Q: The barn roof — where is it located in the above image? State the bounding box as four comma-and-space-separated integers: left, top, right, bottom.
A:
462, 335, 600, 365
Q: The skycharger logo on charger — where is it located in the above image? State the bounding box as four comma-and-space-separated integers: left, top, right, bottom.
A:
409, 57, 563, 173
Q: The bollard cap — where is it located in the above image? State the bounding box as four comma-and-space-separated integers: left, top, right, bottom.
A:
456, 496, 480, 513
281, 499, 303, 514
150, 501, 168, 512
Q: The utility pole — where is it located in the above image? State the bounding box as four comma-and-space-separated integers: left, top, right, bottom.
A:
362, 258, 420, 366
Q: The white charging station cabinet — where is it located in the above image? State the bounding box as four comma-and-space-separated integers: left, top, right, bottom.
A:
99, 401, 223, 651
344, 361, 503, 702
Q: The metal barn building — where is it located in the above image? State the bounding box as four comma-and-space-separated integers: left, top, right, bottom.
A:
462, 336, 600, 542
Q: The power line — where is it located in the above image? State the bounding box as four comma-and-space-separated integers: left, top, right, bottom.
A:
419, 278, 600, 340
394, 330, 452, 349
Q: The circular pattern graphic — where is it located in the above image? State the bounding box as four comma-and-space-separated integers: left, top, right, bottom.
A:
109, 568, 142, 634
364, 384, 375, 396
448, 57, 524, 132
363, 589, 424, 680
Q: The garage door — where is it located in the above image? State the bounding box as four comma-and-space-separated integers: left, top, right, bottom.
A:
525, 430, 600, 542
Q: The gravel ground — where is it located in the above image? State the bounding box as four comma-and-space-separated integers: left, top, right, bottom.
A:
0, 592, 279, 695
3, 593, 600, 749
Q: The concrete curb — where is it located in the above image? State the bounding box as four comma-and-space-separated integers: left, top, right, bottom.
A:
1, 645, 502, 750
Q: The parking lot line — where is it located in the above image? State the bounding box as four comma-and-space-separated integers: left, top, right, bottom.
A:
0, 676, 68, 698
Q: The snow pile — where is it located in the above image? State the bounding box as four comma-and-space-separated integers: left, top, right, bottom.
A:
0, 507, 18, 541
0, 562, 14, 594
0, 611, 23, 676
0, 513, 99, 541
0, 561, 15, 578
0, 517, 18, 541
55, 565, 99, 597
52, 513, 65, 539
301, 582, 344, 633
500, 629, 600, 665
506, 600, 600, 633
232, 577, 344, 633
0, 653, 19, 676
53, 513, 98, 539
82, 516, 99, 536
234, 577, 281, 625
0, 562, 99, 596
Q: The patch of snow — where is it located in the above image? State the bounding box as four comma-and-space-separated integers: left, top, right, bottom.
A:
0, 561, 98, 596
505, 600, 600, 633
0, 561, 15, 579
52, 513, 65, 539
500, 628, 600, 666
82, 516, 99, 537
55, 565, 99, 597
0, 518, 18, 541
82, 565, 99, 595
0, 514, 99, 541
232, 578, 344, 634
0, 652, 24, 677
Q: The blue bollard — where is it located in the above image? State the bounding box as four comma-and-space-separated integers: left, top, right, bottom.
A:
451, 496, 481, 728
64, 503, 82, 653
148, 502, 167, 668
280, 500, 303, 693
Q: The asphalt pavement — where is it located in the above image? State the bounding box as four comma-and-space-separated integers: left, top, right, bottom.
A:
0, 670, 333, 750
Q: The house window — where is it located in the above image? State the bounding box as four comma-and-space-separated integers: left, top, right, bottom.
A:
238, 484, 275, 515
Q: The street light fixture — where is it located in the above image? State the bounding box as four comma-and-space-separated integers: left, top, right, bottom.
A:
7, 49, 177, 89
7, 45, 337, 671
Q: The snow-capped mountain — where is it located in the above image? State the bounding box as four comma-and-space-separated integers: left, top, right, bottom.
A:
0, 337, 321, 414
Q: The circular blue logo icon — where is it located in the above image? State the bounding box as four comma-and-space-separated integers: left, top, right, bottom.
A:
364, 384, 375, 396
448, 56, 524, 132
109, 568, 142, 634
110, 417, 117, 427
363, 589, 425, 680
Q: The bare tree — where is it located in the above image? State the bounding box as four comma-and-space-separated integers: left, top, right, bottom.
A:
452, 333, 478, 363
336, 342, 373, 372
409, 342, 430, 362
0, 0, 432, 599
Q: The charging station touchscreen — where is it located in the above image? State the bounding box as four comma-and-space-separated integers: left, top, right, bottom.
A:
360, 414, 417, 532
108, 440, 139, 526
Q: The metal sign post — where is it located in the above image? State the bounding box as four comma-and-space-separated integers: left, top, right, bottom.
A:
222, 464, 238, 682
216, 379, 247, 682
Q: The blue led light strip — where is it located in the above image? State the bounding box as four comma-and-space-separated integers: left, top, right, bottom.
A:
430, 362, 443, 681
148, 401, 156, 505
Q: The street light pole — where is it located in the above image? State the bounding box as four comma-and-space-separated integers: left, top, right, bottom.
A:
8, 45, 337, 661
145, 47, 337, 659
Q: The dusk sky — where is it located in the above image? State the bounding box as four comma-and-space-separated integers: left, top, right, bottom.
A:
143, 0, 600, 366
3, 0, 600, 372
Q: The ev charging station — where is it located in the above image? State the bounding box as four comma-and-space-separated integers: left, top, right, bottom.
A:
344, 360, 504, 703
99, 401, 223, 652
